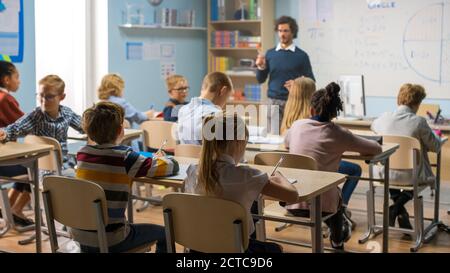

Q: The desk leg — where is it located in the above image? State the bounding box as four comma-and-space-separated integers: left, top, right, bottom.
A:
382, 158, 390, 253
424, 150, 449, 242
434, 151, 441, 223
311, 195, 323, 253
32, 160, 42, 253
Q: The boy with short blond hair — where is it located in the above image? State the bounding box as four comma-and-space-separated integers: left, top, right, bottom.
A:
372, 83, 441, 230
0, 74, 83, 225
74, 101, 178, 253
162, 75, 189, 122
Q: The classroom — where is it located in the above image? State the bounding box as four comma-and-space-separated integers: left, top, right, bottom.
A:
0, 0, 449, 256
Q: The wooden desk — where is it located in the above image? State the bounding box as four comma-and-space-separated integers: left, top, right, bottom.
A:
341, 143, 399, 253
246, 142, 400, 253
423, 137, 449, 244
68, 129, 143, 142
0, 142, 53, 253
334, 118, 450, 181
132, 156, 346, 253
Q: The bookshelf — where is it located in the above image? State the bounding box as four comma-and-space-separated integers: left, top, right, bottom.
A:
208, 0, 275, 105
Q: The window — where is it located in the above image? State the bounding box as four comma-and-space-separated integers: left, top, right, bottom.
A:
35, 0, 108, 114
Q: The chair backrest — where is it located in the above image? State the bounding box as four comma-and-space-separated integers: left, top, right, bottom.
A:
140, 120, 177, 151
163, 193, 249, 253
174, 144, 202, 158
43, 176, 109, 253
43, 176, 108, 230
417, 104, 440, 119
383, 135, 421, 170
254, 152, 318, 170
123, 119, 131, 129
24, 135, 63, 173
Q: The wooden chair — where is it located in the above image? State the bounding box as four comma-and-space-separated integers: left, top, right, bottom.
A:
163, 193, 248, 253
42, 176, 153, 253
417, 104, 440, 119
135, 121, 178, 211
253, 153, 329, 246
24, 135, 64, 175
363, 135, 429, 252
174, 144, 202, 158
140, 120, 177, 153
254, 152, 318, 171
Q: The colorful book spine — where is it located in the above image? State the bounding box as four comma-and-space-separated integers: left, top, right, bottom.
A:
211, 0, 218, 21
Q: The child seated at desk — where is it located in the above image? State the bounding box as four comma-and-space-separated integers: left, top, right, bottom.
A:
280, 76, 316, 135
74, 102, 179, 253
0, 75, 84, 226
178, 72, 234, 145
184, 112, 298, 253
284, 82, 382, 250
281, 78, 366, 228
162, 75, 189, 122
0, 61, 28, 226
98, 73, 154, 126
371, 83, 441, 230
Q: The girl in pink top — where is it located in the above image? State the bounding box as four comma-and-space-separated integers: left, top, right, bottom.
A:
285, 82, 382, 250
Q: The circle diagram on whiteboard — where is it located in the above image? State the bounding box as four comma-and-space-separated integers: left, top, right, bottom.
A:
403, 2, 450, 84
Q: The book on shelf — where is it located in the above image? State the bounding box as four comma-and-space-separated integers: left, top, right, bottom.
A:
209, 56, 234, 73
211, 31, 261, 48
211, 0, 260, 21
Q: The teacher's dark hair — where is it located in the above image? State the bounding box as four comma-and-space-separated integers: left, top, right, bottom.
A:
311, 82, 343, 122
275, 16, 299, 39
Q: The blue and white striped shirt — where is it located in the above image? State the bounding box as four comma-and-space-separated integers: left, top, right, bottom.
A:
3, 105, 83, 156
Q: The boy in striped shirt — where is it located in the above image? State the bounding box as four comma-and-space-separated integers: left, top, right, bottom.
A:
74, 102, 179, 253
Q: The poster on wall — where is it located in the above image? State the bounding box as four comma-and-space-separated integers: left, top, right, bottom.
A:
0, 0, 24, 63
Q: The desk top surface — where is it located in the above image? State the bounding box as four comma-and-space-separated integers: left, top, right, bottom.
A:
247, 140, 399, 161
68, 129, 143, 141
334, 118, 450, 132
136, 157, 347, 201
0, 142, 53, 161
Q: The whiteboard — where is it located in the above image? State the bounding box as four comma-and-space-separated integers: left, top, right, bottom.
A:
298, 0, 450, 99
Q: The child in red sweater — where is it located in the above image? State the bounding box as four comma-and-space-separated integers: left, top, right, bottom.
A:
0, 61, 33, 226
0, 61, 23, 127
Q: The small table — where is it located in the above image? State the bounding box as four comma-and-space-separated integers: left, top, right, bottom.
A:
0, 142, 53, 253
423, 137, 449, 242
246, 142, 400, 253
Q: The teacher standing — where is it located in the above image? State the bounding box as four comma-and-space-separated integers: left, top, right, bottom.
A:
256, 16, 315, 133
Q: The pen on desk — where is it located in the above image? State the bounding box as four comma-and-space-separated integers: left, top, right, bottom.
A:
270, 156, 284, 176
156, 139, 168, 155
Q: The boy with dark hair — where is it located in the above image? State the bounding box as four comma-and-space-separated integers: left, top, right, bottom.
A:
74, 101, 179, 253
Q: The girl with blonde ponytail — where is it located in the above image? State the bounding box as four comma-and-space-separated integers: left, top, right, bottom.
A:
184, 112, 299, 253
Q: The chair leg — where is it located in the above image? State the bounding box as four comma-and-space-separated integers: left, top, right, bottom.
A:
359, 186, 376, 244
411, 196, 424, 252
